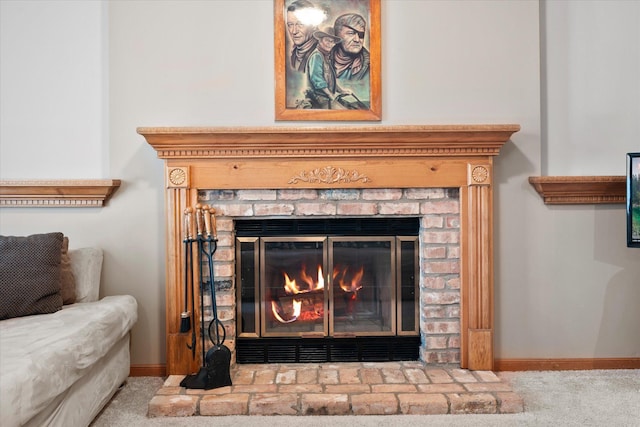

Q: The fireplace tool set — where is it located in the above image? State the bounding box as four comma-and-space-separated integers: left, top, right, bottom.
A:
179, 204, 232, 390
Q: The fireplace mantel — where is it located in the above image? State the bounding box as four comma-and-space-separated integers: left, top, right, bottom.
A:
139, 124, 519, 374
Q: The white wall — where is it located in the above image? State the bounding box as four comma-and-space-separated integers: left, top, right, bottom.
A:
0, 0, 108, 178
543, 0, 640, 175
1, 0, 638, 366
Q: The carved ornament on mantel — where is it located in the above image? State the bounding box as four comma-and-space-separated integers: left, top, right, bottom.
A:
288, 166, 371, 185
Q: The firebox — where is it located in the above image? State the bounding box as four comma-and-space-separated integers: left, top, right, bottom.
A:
235, 218, 420, 363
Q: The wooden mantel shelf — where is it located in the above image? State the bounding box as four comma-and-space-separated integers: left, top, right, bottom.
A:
528, 176, 625, 205
0, 179, 121, 207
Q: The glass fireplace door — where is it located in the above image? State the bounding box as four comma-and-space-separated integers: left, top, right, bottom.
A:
329, 237, 395, 336
261, 237, 327, 337
259, 236, 396, 337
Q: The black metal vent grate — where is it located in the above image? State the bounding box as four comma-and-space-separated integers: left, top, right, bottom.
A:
235, 218, 419, 237
236, 337, 420, 364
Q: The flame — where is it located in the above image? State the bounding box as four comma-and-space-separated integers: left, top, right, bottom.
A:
334, 265, 364, 293
272, 264, 365, 324
283, 272, 299, 294
283, 265, 324, 294
271, 299, 302, 323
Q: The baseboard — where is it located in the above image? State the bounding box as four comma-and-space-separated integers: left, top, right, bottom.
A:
495, 358, 640, 371
130, 364, 166, 377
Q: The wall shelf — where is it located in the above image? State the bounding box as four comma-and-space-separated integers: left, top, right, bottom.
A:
528, 176, 625, 205
0, 179, 121, 207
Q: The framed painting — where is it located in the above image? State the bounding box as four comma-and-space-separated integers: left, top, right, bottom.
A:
274, 0, 381, 121
627, 152, 640, 248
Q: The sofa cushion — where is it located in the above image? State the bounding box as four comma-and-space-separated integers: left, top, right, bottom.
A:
0, 232, 64, 320
0, 294, 138, 427
69, 247, 103, 303
60, 236, 76, 305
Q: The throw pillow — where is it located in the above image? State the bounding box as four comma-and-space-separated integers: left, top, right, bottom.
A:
0, 232, 64, 320
59, 236, 76, 304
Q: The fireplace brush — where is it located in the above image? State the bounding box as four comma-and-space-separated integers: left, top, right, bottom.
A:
180, 204, 232, 390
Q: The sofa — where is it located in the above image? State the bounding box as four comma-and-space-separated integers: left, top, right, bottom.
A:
0, 233, 138, 427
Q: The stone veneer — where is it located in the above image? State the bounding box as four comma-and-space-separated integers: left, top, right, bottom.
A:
197, 187, 461, 365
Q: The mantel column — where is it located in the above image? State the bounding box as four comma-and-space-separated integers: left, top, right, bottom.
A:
460, 161, 494, 370
165, 166, 202, 375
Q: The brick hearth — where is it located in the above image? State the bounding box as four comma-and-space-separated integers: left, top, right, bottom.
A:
148, 362, 524, 417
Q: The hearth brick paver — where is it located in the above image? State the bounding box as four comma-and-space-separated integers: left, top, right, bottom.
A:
148, 395, 198, 417
147, 362, 524, 417
199, 393, 249, 415
296, 368, 318, 384
249, 393, 298, 415
275, 369, 296, 384
449, 392, 497, 414
426, 368, 454, 383
496, 391, 526, 413
301, 393, 350, 415
351, 393, 399, 415
361, 368, 384, 383
404, 368, 430, 383
381, 367, 407, 383
398, 393, 449, 415
318, 369, 339, 384
339, 367, 362, 384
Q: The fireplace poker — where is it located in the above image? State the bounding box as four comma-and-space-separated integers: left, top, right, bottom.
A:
180, 207, 193, 334
195, 204, 206, 367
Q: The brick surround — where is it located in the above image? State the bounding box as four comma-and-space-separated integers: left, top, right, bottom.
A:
199, 187, 462, 365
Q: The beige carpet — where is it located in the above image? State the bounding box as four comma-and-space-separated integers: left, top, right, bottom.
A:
91, 369, 640, 426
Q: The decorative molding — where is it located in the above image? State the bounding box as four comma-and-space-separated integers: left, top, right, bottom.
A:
167, 166, 189, 188
288, 166, 371, 185
528, 176, 625, 205
138, 125, 521, 160
468, 164, 490, 186
0, 179, 121, 207
495, 358, 640, 371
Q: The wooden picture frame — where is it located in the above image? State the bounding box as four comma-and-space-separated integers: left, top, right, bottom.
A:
627, 152, 640, 248
274, 0, 381, 121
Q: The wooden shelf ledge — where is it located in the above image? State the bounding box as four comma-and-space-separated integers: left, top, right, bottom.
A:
0, 179, 121, 207
528, 176, 625, 205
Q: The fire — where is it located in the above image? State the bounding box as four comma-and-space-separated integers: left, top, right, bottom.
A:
273, 265, 325, 323
334, 265, 364, 293
271, 299, 301, 323
272, 264, 364, 323
283, 265, 324, 294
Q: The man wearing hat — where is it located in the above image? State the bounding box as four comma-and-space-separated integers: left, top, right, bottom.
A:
304, 27, 351, 109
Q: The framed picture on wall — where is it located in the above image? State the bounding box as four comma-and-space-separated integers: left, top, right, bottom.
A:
627, 152, 640, 248
274, 0, 381, 121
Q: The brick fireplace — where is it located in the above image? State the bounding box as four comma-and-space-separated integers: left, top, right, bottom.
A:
201, 189, 456, 365
139, 125, 519, 376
